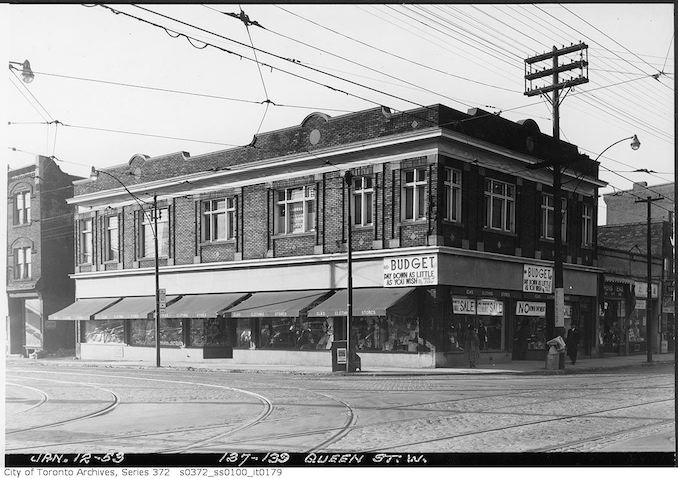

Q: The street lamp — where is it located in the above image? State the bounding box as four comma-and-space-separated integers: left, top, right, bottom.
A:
8, 60, 35, 83
90, 167, 162, 368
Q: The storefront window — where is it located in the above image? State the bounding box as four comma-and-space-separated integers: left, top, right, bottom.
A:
514, 300, 547, 359
187, 318, 228, 347
353, 316, 428, 353
448, 297, 505, 352
256, 317, 335, 350
236, 319, 252, 349
83, 320, 124, 343
130, 318, 183, 346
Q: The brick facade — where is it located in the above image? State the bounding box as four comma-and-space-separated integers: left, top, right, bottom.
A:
603, 181, 674, 225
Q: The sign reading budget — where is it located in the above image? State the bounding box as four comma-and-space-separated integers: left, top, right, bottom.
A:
522, 265, 553, 293
384, 255, 437, 287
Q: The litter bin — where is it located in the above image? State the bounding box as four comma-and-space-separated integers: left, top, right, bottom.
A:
545, 336, 566, 370
330, 340, 361, 372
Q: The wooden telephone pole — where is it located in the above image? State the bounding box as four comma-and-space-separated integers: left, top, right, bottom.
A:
524, 43, 589, 339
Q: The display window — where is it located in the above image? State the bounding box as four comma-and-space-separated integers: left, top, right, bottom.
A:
130, 318, 183, 346
448, 297, 505, 352
514, 301, 547, 359
82, 320, 125, 344
256, 317, 332, 350
353, 316, 428, 353
186, 318, 229, 347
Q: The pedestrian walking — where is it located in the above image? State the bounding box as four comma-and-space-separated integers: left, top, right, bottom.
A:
463, 324, 480, 368
566, 326, 580, 365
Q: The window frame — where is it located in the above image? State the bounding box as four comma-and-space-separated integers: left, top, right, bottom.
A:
582, 203, 593, 246
484, 178, 515, 233
80, 218, 93, 264
202, 197, 236, 242
403, 168, 428, 221
275, 185, 316, 235
104, 215, 119, 262
140, 208, 169, 258
443, 167, 462, 222
540, 193, 567, 241
13, 191, 31, 225
351, 176, 374, 227
13, 246, 32, 280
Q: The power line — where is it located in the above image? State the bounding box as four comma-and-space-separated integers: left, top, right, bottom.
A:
8, 74, 50, 123
9, 69, 54, 121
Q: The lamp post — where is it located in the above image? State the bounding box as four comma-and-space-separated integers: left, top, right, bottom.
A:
90, 167, 162, 367
344, 170, 353, 373
8, 59, 35, 83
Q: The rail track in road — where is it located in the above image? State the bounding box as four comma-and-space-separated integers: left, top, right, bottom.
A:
5, 382, 49, 414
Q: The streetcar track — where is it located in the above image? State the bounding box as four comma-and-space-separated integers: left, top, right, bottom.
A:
5, 382, 49, 414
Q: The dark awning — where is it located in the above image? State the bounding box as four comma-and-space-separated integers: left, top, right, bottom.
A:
93, 295, 180, 320
163, 293, 248, 319
48, 298, 122, 321
307, 287, 417, 317
225, 290, 329, 318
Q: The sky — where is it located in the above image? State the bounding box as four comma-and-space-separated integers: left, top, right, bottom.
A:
2, 3, 675, 225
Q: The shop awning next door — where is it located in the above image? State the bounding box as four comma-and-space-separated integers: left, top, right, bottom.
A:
92, 296, 180, 320
307, 287, 417, 317
225, 290, 329, 318
48, 298, 122, 321
162, 293, 248, 319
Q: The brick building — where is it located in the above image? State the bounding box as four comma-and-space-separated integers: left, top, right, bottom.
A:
51, 104, 606, 368
598, 182, 675, 355
6, 156, 80, 356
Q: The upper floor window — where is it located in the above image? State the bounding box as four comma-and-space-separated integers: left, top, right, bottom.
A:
403, 168, 427, 221
582, 203, 593, 246
13, 246, 32, 280
443, 167, 462, 222
202, 198, 236, 242
105, 216, 119, 262
80, 219, 93, 264
276, 186, 316, 235
484, 179, 515, 232
541, 194, 567, 240
13, 191, 31, 225
352, 176, 374, 227
141, 208, 169, 258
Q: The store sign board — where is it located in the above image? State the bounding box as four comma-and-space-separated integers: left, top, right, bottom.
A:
635, 299, 647, 310
634, 282, 659, 298
564, 305, 572, 319
522, 265, 553, 293
383, 255, 437, 287
453, 298, 476, 314
603, 282, 626, 298
516, 301, 547, 316
477, 299, 503, 316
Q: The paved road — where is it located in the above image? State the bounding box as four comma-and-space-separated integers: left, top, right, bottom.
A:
5, 361, 675, 455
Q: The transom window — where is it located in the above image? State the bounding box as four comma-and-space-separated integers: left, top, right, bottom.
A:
141, 208, 169, 258
276, 186, 316, 234
403, 168, 427, 221
14, 191, 31, 225
105, 216, 119, 262
352, 176, 374, 226
443, 167, 462, 222
80, 219, 93, 264
202, 198, 235, 242
484, 179, 515, 232
13, 246, 32, 280
582, 203, 593, 246
541, 194, 567, 240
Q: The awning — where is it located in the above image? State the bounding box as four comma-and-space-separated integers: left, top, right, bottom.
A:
163, 293, 248, 319
93, 295, 179, 320
48, 298, 122, 321
225, 290, 329, 318
307, 287, 417, 317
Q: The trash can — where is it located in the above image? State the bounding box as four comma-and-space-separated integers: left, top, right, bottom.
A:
331, 340, 361, 372
545, 336, 566, 370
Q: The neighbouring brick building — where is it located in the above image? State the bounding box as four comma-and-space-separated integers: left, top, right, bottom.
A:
6, 156, 80, 356
51, 104, 606, 368
599, 182, 675, 355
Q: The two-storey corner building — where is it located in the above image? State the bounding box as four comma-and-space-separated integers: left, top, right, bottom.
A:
7, 156, 81, 357
53, 104, 606, 368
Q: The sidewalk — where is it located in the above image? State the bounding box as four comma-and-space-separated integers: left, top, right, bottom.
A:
5, 352, 675, 376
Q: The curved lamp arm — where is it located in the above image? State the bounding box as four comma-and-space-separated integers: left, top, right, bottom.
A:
594, 135, 640, 162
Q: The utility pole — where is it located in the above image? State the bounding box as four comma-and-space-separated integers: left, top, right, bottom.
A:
344, 171, 353, 373
635, 195, 664, 362
524, 43, 589, 340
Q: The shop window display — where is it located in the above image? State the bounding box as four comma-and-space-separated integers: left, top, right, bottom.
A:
83, 320, 125, 344
448, 316, 503, 352
187, 318, 228, 347
257, 317, 332, 350
353, 316, 429, 353
130, 318, 183, 346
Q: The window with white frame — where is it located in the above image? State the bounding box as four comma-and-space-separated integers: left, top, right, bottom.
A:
276, 186, 316, 234
484, 179, 515, 232
443, 167, 462, 222
105, 215, 119, 262
403, 168, 427, 221
352, 176, 374, 226
13, 191, 31, 225
582, 203, 593, 246
541, 194, 567, 240
13, 246, 31, 280
202, 198, 235, 242
80, 219, 93, 264
141, 208, 169, 258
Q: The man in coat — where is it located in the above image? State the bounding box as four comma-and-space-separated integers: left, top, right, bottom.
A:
566, 326, 581, 365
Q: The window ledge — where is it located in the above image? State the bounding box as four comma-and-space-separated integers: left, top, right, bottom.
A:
351, 224, 374, 231
482, 228, 517, 238
272, 231, 316, 239
401, 219, 427, 225
200, 239, 236, 246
